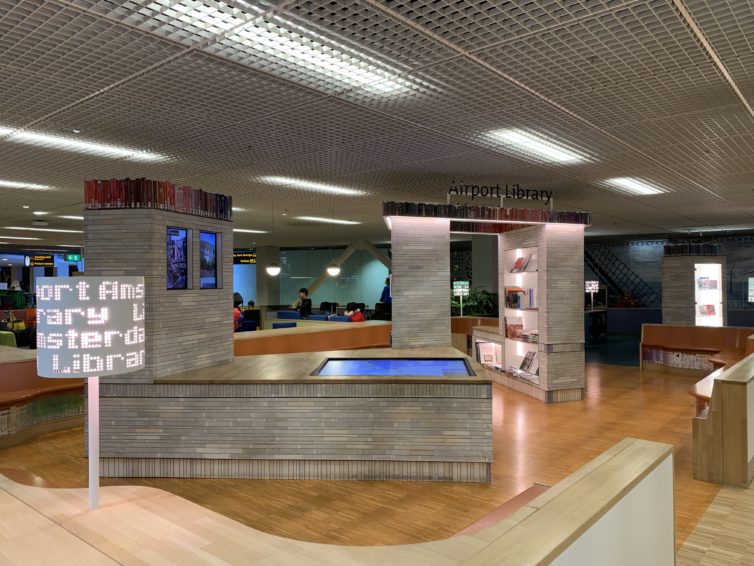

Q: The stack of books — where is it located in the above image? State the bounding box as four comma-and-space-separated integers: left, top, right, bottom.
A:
663, 243, 723, 256
84, 178, 233, 221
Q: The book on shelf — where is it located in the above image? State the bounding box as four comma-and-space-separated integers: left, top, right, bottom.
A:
519, 351, 536, 373
664, 243, 723, 257
84, 178, 233, 221
510, 254, 532, 273
504, 316, 524, 339
520, 329, 539, 344
505, 287, 537, 309
697, 304, 716, 316
696, 277, 718, 290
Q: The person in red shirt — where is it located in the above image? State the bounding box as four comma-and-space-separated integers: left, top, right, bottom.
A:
344, 302, 366, 322
233, 292, 244, 331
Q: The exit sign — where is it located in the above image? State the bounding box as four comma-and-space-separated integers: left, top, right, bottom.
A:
65, 254, 82, 262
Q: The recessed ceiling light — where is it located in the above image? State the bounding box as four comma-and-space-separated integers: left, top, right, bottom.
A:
0, 126, 165, 162
33, 211, 49, 216
487, 128, 586, 164
59, 215, 84, 221
232, 207, 246, 212
147, 0, 411, 94
21, 205, 30, 209
0, 179, 50, 190
0, 236, 41, 240
4, 226, 83, 234
233, 228, 268, 234
72, 129, 81, 134
603, 177, 665, 196
296, 216, 361, 225
261, 176, 364, 196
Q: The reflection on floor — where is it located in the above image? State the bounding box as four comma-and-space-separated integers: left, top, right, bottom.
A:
0, 363, 717, 548
586, 335, 640, 367
678, 480, 754, 565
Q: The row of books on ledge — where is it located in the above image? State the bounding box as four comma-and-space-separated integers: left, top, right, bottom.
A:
383, 202, 592, 225
504, 316, 539, 343
84, 178, 233, 221
663, 243, 723, 256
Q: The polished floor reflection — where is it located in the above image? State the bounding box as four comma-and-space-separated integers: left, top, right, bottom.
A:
0, 363, 718, 547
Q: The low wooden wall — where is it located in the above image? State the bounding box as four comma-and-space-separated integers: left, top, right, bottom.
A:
234, 321, 391, 356
693, 353, 754, 486
0, 351, 84, 448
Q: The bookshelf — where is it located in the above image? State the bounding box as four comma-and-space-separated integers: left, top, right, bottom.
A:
695, 263, 723, 327
84, 178, 233, 221
503, 246, 540, 384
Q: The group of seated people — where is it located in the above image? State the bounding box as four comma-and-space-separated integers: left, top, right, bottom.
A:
295, 288, 366, 322
233, 293, 260, 332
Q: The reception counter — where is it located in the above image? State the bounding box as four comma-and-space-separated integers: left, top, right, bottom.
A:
99, 347, 493, 482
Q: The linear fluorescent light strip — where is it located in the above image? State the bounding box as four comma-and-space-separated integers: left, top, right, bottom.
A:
488, 129, 585, 164
5, 226, 83, 234
0, 127, 165, 161
603, 177, 665, 196
0, 179, 50, 190
261, 176, 364, 196
296, 216, 360, 225
146, 0, 409, 94
233, 228, 268, 234
0, 236, 41, 240
59, 216, 84, 221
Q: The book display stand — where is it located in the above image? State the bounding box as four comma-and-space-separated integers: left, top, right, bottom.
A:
662, 252, 726, 327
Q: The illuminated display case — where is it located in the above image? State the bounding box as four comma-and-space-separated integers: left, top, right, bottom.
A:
694, 263, 724, 327
503, 246, 539, 383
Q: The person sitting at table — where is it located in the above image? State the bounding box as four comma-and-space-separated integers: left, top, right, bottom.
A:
247, 300, 256, 309
233, 292, 244, 331
344, 302, 366, 322
293, 288, 312, 318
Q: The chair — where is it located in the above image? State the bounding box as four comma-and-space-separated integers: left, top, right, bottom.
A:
272, 322, 297, 329
307, 314, 327, 321
277, 311, 301, 320
242, 309, 261, 328
329, 316, 352, 323
239, 320, 257, 332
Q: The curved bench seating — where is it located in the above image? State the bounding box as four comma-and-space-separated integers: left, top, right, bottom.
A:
0, 349, 84, 448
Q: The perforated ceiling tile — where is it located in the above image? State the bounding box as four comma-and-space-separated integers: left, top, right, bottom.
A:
683, 0, 754, 61
0, 3, 184, 92
370, 0, 629, 52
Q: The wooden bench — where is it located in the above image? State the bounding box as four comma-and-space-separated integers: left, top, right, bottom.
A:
641, 324, 754, 412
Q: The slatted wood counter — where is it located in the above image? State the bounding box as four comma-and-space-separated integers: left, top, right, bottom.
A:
99, 347, 493, 482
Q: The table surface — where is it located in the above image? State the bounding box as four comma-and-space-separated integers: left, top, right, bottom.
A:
158, 346, 489, 385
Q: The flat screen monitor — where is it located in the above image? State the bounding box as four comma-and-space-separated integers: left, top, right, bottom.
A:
166, 227, 189, 290
199, 231, 218, 289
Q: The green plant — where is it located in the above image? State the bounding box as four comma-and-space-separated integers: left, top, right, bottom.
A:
450, 287, 498, 317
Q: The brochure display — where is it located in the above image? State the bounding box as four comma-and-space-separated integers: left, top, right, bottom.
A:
695, 263, 723, 327
503, 246, 539, 384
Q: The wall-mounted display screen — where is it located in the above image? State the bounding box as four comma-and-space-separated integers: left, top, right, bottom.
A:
199, 231, 218, 289
166, 227, 189, 290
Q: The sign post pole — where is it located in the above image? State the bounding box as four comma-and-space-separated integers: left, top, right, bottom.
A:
460, 293, 464, 317
88, 376, 99, 510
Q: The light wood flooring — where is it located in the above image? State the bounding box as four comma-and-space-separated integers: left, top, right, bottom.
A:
0, 363, 720, 548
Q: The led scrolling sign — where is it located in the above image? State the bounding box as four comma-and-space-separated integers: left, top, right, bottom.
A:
36, 277, 146, 378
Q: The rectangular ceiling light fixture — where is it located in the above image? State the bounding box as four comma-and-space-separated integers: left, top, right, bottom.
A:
5, 226, 83, 233
144, 0, 410, 94
59, 216, 85, 221
233, 228, 268, 234
261, 176, 364, 196
0, 236, 41, 240
296, 216, 361, 225
603, 177, 665, 196
487, 129, 586, 164
0, 127, 165, 162
0, 179, 50, 190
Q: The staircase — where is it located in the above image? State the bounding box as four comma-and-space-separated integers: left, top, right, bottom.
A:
585, 246, 660, 307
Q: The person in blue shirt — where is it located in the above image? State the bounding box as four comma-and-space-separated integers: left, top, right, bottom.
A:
379, 277, 391, 305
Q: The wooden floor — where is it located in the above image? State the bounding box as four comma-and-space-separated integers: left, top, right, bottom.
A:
679, 480, 754, 565
0, 362, 720, 548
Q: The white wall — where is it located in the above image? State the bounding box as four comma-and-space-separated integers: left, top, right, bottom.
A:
552, 454, 674, 566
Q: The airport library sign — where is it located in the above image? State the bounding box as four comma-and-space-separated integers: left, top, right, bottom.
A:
448, 182, 553, 205
36, 277, 146, 377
